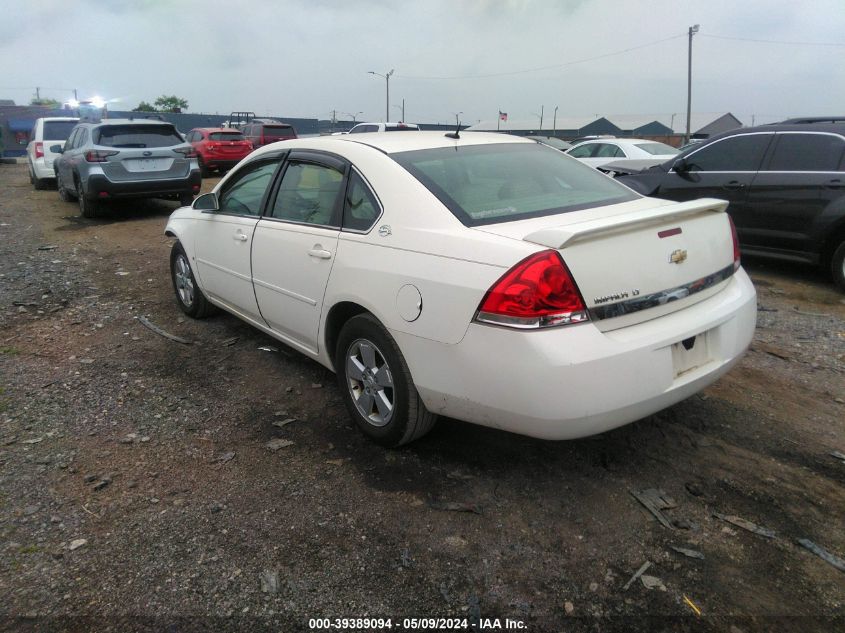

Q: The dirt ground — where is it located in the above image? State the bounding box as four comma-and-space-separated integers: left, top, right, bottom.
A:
1, 162, 843, 633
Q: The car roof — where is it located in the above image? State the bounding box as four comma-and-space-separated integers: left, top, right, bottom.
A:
249, 131, 532, 157
78, 118, 176, 127
705, 121, 845, 143
192, 127, 242, 133
36, 117, 79, 122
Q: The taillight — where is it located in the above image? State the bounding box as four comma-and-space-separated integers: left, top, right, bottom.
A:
84, 150, 118, 162
35, 142, 44, 158
728, 215, 740, 270
475, 250, 590, 329
175, 146, 197, 158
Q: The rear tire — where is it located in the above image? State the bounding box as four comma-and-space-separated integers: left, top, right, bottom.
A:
29, 165, 49, 190
198, 157, 210, 178
170, 242, 215, 318
336, 314, 437, 447
831, 240, 845, 291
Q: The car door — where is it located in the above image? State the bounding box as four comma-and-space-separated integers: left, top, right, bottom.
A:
251, 151, 347, 354
56, 128, 78, 182
743, 131, 845, 255
191, 156, 284, 322
654, 132, 774, 235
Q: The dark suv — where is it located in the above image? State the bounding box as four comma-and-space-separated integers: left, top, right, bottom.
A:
241, 121, 297, 148
618, 121, 845, 289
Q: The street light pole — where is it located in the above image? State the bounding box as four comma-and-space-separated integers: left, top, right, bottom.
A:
368, 69, 394, 122
553, 106, 558, 137
685, 24, 699, 144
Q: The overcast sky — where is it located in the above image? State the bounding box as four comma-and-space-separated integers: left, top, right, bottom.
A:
2, 0, 844, 126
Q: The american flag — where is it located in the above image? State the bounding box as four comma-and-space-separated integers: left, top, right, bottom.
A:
499, 111, 508, 121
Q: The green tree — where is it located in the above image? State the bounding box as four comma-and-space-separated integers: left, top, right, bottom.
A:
132, 101, 156, 112
30, 97, 60, 108
153, 95, 188, 113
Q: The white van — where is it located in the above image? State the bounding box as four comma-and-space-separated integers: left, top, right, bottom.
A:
27, 117, 79, 189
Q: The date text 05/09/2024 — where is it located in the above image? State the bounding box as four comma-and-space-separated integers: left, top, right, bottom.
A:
308, 617, 528, 630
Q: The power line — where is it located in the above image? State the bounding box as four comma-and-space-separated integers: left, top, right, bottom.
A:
399, 33, 686, 80
701, 34, 845, 47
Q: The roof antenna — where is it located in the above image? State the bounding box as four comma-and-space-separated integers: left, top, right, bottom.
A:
445, 120, 461, 140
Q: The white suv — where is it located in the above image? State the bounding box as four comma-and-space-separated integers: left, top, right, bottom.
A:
27, 117, 78, 189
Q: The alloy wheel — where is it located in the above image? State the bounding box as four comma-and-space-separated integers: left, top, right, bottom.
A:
346, 339, 394, 427
173, 254, 195, 308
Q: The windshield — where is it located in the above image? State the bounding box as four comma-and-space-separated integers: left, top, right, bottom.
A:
263, 125, 295, 137
95, 125, 184, 148
43, 121, 77, 141
209, 132, 246, 141
391, 143, 639, 226
634, 142, 679, 155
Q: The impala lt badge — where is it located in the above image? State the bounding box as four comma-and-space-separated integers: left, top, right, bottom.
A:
669, 249, 688, 264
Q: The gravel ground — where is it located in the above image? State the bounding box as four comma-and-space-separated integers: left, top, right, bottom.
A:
1, 162, 844, 633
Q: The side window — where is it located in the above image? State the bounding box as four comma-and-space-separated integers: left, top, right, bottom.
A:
342, 171, 381, 231
595, 143, 624, 158
766, 134, 845, 172
218, 160, 280, 216
569, 144, 595, 158
684, 134, 771, 172
65, 129, 78, 150
76, 129, 88, 148
270, 162, 344, 226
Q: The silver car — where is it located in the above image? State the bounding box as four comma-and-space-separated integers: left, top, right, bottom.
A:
53, 118, 201, 218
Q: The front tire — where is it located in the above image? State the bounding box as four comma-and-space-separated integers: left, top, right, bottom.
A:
77, 181, 101, 218
831, 240, 845, 291
336, 314, 437, 447
170, 242, 215, 318
56, 170, 77, 202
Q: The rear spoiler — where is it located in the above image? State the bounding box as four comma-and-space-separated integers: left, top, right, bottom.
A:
523, 198, 729, 249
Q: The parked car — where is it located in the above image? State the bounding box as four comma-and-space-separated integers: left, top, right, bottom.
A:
164, 132, 755, 447
185, 127, 253, 176
567, 138, 678, 169
26, 117, 78, 189
241, 121, 297, 148
617, 121, 845, 289
53, 118, 201, 218
348, 122, 420, 133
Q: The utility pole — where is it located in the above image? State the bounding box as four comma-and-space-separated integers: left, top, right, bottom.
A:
35, 86, 40, 100
73, 88, 78, 101
368, 69, 394, 122
540, 105, 544, 129
685, 24, 700, 144
331, 109, 337, 134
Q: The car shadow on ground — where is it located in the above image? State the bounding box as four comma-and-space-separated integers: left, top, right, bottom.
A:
54, 197, 183, 230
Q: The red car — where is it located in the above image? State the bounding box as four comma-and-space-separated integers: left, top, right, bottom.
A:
185, 128, 253, 176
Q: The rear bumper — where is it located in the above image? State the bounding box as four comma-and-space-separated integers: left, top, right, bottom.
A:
393, 269, 757, 440
31, 158, 56, 180
200, 157, 244, 170
84, 171, 201, 199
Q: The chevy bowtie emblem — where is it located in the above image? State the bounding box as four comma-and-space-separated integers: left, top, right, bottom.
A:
669, 249, 688, 264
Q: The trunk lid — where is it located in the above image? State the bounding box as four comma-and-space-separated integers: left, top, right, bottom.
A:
475, 197, 737, 331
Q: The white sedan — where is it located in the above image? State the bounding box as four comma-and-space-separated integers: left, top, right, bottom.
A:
165, 132, 756, 446
566, 138, 679, 169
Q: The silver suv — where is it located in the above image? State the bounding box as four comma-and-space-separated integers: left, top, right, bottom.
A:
53, 118, 201, 217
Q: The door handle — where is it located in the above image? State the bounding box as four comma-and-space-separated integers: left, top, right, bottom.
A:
233, 233, 248, 242
308, 248, 332, 260
723, 181, 746, 190
825, 179, 842, 190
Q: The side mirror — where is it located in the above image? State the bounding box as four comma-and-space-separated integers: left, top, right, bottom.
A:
193, 192, 219, 212
50, 144, 64, 154
672, 157, 689, 173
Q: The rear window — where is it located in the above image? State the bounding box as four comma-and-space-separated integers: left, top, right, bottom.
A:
633, 142, 678, 155
43, 121, 77, 141
262, 125, 295, 137
392, 143, 638, 226
209, 132, 246, 141
94, 125, 184, 148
